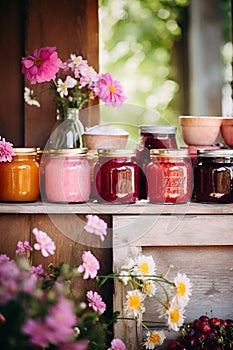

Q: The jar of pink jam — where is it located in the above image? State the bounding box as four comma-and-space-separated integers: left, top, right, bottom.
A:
136, 125, 178, 199
146, 149, 193, 204
94, 149, 140, 204
44, 148, 91, 203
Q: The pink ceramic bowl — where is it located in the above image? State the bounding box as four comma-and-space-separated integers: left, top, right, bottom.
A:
221, 117, 233, 146
179, 116, 222, 146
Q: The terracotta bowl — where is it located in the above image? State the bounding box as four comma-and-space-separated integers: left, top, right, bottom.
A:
84, 125, 129, 150
221, 117, 233, 146
179, 116, 222, 146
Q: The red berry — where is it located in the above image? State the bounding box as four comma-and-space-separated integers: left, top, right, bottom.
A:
199, 322, 212, 334
169, 340, 181, 350
220, 319, 227, 326
210, 317, 221, 326
194, 319, 201, 329
199, 315, 209, 322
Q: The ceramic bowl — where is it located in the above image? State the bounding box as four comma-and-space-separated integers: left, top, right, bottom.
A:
179, 116, 222, 146
221, 117, 233, 146
84, 125, 129, 150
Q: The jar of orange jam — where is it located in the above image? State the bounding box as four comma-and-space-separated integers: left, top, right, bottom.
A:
0, 148, 40, 202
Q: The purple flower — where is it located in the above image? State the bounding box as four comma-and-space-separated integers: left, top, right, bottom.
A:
86, 290, 106, 314
22, 46, 62, 84
0, 254, 9, 264
16, 240, 33, 256
94, 73, 127, 106
32, 228, 56, 257
58, 340, 89, 350
0, 138, 14, 162
108, 338, 126, 350
77, 251, 100, 279
32, 264, 45, 278
84, 215, 107, 241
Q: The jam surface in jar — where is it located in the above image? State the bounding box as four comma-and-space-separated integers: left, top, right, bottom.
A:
45, 148, 91, 203
95, 149, 140, 204
0, 148, 40, 202
194, 149, 233, 203
136, 125, 178, 199
146, 149, 193, 204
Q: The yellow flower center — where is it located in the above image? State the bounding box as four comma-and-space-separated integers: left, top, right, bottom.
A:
86, 260, 92, 267
170, 309, 180, 323
35, 57, 42, 66
144, 282, 151, 294
139, 262, 149, 274
128, 295, 141, 310
177, 282, 186, 296
60, 83, 67, 90
149, 333, 160, 345
109, 85, 116, 93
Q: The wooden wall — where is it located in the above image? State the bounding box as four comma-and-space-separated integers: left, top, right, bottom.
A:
0, 0, 99, 149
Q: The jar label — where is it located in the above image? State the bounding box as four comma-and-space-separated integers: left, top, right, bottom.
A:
163, 166, 187, 198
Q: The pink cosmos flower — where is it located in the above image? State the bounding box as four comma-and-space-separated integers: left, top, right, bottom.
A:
0, 138, 14, 162
77, 251, 100, 279
94, 72, 127, 106
16, 240, 33, 256
108, 338, 126, 350
32, 264, 45, 278
32, 228, 56, 257
86, 290, 106, 314
22, 46, 62, 84
84, 215, 107, 242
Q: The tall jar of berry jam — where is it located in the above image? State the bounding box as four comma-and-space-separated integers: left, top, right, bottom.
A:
195, 149, 233, 203
136, 125, 178, 199
94, 149, 140, 204
146, 149, 193, 204
44, 148, 91, 203
0, 148, 40, 202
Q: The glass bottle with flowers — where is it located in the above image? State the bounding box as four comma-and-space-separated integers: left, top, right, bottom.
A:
22, 46, 126, 149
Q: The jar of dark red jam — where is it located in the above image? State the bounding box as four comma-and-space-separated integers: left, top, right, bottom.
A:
45, 148, 91, 203
136, 125, 178, 199
0, 148, 40, 202
195, 149, 233, 203
146, 149, 193, 204
94, 149, 140, 204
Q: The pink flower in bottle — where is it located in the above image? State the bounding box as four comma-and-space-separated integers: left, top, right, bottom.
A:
22, 46, 62, 84
94, 72, 126, 106
78, 251, 100, 279
108, 338, 126, 350
32, 228, 56, 257
86, 290, 106, 314
0, 138, 14, 162
84, 215, 107, 241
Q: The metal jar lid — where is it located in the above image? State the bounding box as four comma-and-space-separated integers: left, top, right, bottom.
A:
13, 148, 38, 156
97, 148, 135, 157
150, 149, 189, 157
197, 149, 233, 158
48, 148, 88, 156
139, 125, 177, 134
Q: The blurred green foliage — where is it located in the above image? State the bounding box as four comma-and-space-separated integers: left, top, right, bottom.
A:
98, 0, 189, 142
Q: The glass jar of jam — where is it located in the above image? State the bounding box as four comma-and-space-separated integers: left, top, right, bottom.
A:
136, 125, 178, 199
44, 148, 91, 203
195, 149, 233, 203
94, 149, 140, 204
0, 148, 40, 202
146, 149, 193, 204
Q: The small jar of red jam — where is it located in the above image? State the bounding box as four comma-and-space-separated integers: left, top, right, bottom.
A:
94, 149, 140, 204
195, 149, 233, 203
146, 149, 193, 204
45, 148, 91, 203
0, 148, 40, 202
136, 125, 178, 199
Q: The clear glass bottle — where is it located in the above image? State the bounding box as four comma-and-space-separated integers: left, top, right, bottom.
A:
45, 148, 90, 203
136, 125, 178, 199
94, 149, 140, 204
146, 149, 193, 204
195, 149, 233, 203
0, 148, 40, 202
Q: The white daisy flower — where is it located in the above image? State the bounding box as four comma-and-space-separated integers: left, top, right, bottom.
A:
142, 280, 157, 297
166, 300, 185, 331
173, 272, 192, 307
24, 87, 40, 107
118, 257, 135, 285
133, 254, 156, 280
57, 76, 77, 98
124, 289, 145, 320
144, 330, 166, 349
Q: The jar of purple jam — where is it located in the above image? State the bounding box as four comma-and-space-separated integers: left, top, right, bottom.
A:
195, 149, 233, 203
94, 149, 140, 204
136, 125, 178, 199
